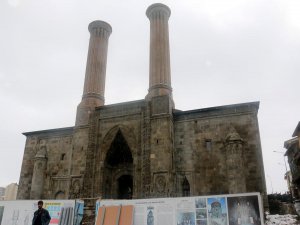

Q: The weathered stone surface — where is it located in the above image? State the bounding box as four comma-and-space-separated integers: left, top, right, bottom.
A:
18, 102, 267, 202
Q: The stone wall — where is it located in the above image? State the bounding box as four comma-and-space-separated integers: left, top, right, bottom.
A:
18, 127, 74, 199
18, 101, 267, 210
173, 102, 267, 203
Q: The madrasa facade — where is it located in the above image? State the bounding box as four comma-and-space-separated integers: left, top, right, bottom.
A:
17, 3, 267, 206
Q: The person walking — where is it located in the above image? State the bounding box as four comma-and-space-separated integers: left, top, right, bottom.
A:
32, 200, 51, 225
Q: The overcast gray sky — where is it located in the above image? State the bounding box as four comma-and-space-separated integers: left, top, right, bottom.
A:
0, 0, 299, 194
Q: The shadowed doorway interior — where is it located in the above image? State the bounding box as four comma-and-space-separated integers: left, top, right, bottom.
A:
118, 175, 133, 199
103, 129, 133, 199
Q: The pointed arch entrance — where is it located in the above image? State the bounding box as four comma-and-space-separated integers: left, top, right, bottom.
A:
182, 177, 190, 197
103, 129, 133, 199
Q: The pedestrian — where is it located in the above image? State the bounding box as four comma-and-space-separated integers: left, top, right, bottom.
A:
32, 200, 51, 225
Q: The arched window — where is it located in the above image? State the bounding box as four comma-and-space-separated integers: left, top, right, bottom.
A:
182, 177, 190, 197
55, 191, 65, 199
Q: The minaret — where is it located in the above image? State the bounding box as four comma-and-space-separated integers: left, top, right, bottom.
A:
75, 20, 112, 126
146, 3, 173, 104
145, 3, 175, 198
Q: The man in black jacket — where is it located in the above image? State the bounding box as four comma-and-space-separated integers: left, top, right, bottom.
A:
32, 200, 51, 225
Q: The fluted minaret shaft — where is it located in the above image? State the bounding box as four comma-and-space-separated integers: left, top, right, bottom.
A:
146, 3, 173, 100
75, 21, 112, 126
83, 21, 111, 103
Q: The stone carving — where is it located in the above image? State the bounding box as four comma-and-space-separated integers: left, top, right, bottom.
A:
155, 175, 166, 193
51, 162, 63, 176
70, 179, 81, 199
225, 126, 243, 143
225, 126, 246, 193
35, 145, 47, 158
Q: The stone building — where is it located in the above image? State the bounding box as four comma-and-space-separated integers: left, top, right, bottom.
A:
284, 122, 300, 200
4, 183, 18, 200
17, 3, 267, 206
0, 187, 5, 200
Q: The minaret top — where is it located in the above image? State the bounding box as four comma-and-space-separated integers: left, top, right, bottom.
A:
146, 3, 171, 19
88, 20, 112, 35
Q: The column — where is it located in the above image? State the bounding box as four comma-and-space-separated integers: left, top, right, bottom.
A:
30, 146, 47, 199
225, 127, 247, 193
146, 3, 173, 100
75, 20, 112, 126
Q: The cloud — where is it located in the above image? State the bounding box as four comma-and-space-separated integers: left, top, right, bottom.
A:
7, 0, 21, 7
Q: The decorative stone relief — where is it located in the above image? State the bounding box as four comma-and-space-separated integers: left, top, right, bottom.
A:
225, 126, 246, 193
70, 179, 81, 199
154, 175, 166, 194
225, 126, 243, 143
35, 145, 47, 158
50, 177, 68, 199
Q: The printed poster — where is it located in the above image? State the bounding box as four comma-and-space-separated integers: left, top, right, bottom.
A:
227, 195, 261, 225
0, 200, 76, 225
95, 192, 263, 225
207, 197, 227, 225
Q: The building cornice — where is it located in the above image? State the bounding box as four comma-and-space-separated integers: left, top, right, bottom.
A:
174, 101, 259, 120
23, 126, 74, 137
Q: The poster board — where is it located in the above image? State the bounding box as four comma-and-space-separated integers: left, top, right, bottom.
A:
0, 199, 83, 225
74, 200, 84, 225
95, 205, 134, 225
95, 192, 264, 225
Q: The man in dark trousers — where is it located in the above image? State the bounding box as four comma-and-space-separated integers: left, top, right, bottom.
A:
32, 200, 51, 225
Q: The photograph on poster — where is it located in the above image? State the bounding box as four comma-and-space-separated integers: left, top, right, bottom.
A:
207, 197, 227, 225
177, 212, 195, 225
147, 206, 154, 225
196, 219, 207, 225
227, 195, 261, 225
73, 201, 84, 225
196, 209, 207, 219
195, 198, 207, 209
58, 207, 74, 225
0, 200, 75, 225
44, 202, 62, 224
95, 193, 263, 225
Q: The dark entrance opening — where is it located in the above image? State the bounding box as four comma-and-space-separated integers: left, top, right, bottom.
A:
103, 129, 133, 199
182, 177, 190, 197
118, 175, 133, 199
105, 130, 133, 166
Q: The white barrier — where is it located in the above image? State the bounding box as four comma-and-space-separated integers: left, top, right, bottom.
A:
0, 199, 83, 225
95, 192, 264, 225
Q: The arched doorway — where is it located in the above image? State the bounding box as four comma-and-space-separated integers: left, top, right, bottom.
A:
55, 191, 65, 199
117, 175, 133, 199
182, 177, 190, 197
103, 130, 133, 199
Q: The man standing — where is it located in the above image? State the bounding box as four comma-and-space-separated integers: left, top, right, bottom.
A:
32, 200, 51, 225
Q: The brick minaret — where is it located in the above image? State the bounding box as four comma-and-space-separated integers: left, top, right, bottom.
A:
146, 3, 173, 104
75, 20, 112, 126
145, 3, 175, 198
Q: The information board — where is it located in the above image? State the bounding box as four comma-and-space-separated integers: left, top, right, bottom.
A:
95, 192, 263, 225
0, 199, 83, 225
